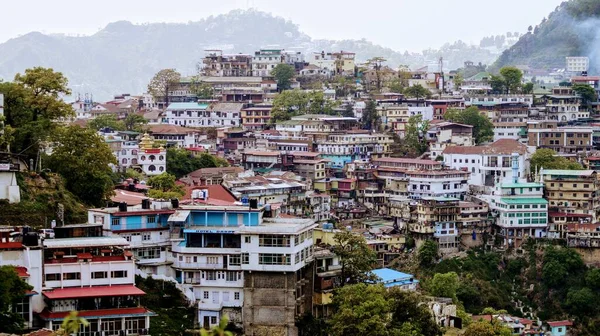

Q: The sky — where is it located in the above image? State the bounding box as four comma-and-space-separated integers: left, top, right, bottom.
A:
1, 0, 565, 52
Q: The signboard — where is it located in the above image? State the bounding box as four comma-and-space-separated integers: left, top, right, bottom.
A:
0, 164, 10, 171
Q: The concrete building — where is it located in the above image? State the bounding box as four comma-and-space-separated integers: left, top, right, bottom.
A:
252, 49, 284, 77
541, 169, 600, 221
241, 105, 272, 130
566, 57, 589, 73
493, 122, 528, 143
527, 122, 593, 156
407, 170, 469, 200
371, 268, 418, 291
427, 122, 474, 159
443, 139, 530, 187
316, 133, 393, 168
412, 196, 461, 253
165, 103, 241, 128
202, 50, 253, 77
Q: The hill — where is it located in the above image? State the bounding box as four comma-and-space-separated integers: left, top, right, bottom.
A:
0, 9, 505, 101
493, 0, 600, 71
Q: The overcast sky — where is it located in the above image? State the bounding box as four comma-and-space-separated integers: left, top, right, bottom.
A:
2, 0, 565, 52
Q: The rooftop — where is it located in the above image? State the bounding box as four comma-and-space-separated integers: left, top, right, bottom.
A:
166, 102, 209, 111
541, 169, 594, 177
43, 236, 129, 249
372, 268, 418, 288
43, 285, 145, 300
442, 139, 527, 155
500, 197, 548, 205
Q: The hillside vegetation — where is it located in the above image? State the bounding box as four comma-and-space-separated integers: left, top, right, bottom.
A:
493, 0, 600, 71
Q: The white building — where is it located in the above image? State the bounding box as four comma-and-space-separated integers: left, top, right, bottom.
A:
252, 49, 284, 77
70, 96, 93, 119
308, 52, 336, 75
407, 170, 470, 200
493, 122, 527, 143
165, 103, 240, 128
566, 56, 589, 73
443, 139, 530, 187
137, 134, 166, 176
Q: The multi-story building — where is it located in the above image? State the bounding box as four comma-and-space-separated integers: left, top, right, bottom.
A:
331, 51, 356, 76
137, 133, 166, 176
429, 99, 465, 120
316, 133, 393, 168
457, 201, 490, 248
541, 169, 600, 221
0, 232, 43, 329
407, 170, 469, 200
242, 150, 282, 170
165, 103, 241, 128
147, 124, 202, 148
308, 52, 336, 75
372, 157, 442, 171
241, 105, 272, 130
312, 245, 341, 318
443, 139, 530, 187
412, 196, 461, 253
252, 49, 284, 77
427, 122, 474, 159
202, 50, 253, 77
566, 56, 589, 73
284, 152, 327, 181
527, 122, 593, 156
493, 122, 528, 143
40, 236, 154, 334
544, 93, 587, 122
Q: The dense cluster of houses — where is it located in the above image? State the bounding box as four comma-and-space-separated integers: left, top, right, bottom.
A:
3, 51, 599, 336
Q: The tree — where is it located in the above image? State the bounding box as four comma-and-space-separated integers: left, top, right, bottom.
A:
55, 311, 89, 336
453, 73, 464, 89
46, 126, 117, 206
566, 287, 597, 316
585, 268, 600, 288
361, 100, 380, 131
271, 64, 296, 91
166, 148, 228, 179
0, 67, 74, 161
147, 69, 181, 107
88, 114, 124, 131
329, 284, 391, 336
464, 320, 512, 336
499, 67, 523, 94
388, 78, 404, 94
123, 114, 149, 132
530, 148, 583, 173
200, 315, 234, 336
490, 75, 506, 94
403, 115, 430, 156
189, 78, 215, 99
0, 266, 33, 333
271, 90, 338, 123
573, 83, 597, 108
365, 57, 387, 92
404, 84, 432, 100
444, 107, 493, 144
332, 231, 377, 286
429, 272, 460, 300
147, 173, 185, 200
341, 104, 354, 118
522, 82, 534, 94
388, 288, 442, 336
418, 240, 439, 267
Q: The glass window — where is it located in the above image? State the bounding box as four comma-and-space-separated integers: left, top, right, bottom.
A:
259, 253, 291, 265
91, 271, 107, 279
242, 253, 249, 264
111, 270, 128, 278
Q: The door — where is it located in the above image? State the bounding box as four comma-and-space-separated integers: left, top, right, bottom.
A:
203, 316, 210, 330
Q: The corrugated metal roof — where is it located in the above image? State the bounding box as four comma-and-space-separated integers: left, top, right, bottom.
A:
43, 236, 128, 248
43, 285, 145, 299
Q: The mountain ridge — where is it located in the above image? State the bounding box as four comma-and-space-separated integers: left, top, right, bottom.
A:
0, 9, 504, 100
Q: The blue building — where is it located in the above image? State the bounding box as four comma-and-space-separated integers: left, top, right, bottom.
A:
371, 268, 418, 291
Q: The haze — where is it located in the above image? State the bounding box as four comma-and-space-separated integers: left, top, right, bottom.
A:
3, 0, 565, 52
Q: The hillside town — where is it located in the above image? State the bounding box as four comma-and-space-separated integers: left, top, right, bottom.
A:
2, 45, 600, 336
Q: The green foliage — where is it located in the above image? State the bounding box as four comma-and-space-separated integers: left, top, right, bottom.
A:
0, 266, 33, 333
271, 90, 339, 122
566, 288, 597, 316
329, 284, 391, 336
296, 314, 328, 336
403, 115, 430, 156
429, 272, 459, 300
463, 320, 512, 336
46, 126, 117, 206
271, 64, 296, 91
147, 173, 185, 199
499, 67, 523, 94
166, 148, 228, 179
387, 288, 442, 336
0, 67, 74, 161
88, 114, 124, 131
147, 69, 181, 105
530, 148, 584, 173
522, 82, 534, 94
444, 107, 493, 144
123, 114, 149, 132
59, 311, 89, 335
189, 78, 215, 99
136, 276, 195, 336
573, 83, 597, 107
403, 84, 431, 99
418, 240, 439, 267
361, 100, 380, 131
387, 78, 405, 94
200, 316, 233, 336
332, 230, 377, 285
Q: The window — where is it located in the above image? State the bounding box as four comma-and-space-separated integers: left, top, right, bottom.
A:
63, 272, 81, 280
207, 256, 219, 264
203, 291, 209, 299
94, 215, 105, 224
112, 218, 121, 226
259, 235, 291, 247
211, 316, 217, 324
234, 292, 240, 300
92, 271, 107, 279
223, 291, 230, 302
229, 255, 241, 266
111, 270, 128, 278
206, 271, 217, 281
45, 273, 61, 281
226, 272, 238, 282
135, 247, 160, 259
242, 253, 249, 264
147, 215, 156, 224
244, 236, 251, 244
142, 233, 151, 241
259, 253, 291, 265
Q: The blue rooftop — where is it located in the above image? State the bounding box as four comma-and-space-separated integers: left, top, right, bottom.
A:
372, 268, 418, 288
167, 102, 209, 110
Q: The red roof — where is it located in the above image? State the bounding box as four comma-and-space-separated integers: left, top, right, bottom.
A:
39, 307, 152, 320
548, 320, 573, 327
15, 266, 29, 277
111, 190, 148, 206
373, 157, 440, 165
182, 185, 237, 203
0, 242, 23, 249
43, 285, 145, 299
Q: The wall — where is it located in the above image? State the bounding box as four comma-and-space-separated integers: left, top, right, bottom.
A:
0, 172, 21, 203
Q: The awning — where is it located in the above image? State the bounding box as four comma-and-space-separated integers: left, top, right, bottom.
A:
39, 307, 155, 321
42, 285, 145, 299
168, 210, 190, 222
